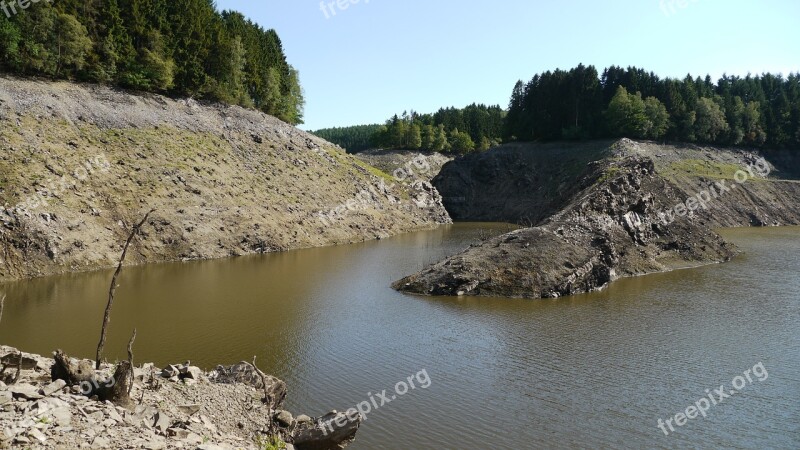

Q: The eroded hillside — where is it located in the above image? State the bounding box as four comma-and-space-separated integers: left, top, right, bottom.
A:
396, 140, 800, 299
0, 77, 450, 281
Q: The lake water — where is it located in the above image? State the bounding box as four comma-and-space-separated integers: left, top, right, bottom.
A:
1, 224, 798, 449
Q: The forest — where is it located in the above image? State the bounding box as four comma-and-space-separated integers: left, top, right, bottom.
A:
316, 65, 799, 154
506, 64, 800, 148
0, 0, 304, 124
314, 104, 506, 154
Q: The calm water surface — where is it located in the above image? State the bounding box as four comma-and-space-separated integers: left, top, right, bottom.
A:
1, 224, 798, 449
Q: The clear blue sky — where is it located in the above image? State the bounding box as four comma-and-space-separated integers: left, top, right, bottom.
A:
216, 0, 800, 131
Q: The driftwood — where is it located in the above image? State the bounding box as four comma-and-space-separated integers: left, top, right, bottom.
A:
51, 349, 134, 407
127, 328, 137, 395
0, 293, 5, 326
95, 210, 153, 369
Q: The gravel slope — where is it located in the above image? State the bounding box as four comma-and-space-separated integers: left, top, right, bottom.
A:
0, 77, 450, 282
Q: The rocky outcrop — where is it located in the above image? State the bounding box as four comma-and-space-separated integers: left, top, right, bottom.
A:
0, 346, 361, 450
395, 156, 738, 298
0, 77, 451, 282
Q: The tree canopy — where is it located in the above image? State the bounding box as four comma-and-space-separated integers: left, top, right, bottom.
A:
0, 0, 304, 124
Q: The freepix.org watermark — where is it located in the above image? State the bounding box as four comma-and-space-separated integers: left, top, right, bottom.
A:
660, 0, 700, 18
0, 154, 111, 219
321, 369, 432, 436
320, 0, 370, 19
657, 157, 771, 225
657, 362, 768, 436
1, 0, 54, 18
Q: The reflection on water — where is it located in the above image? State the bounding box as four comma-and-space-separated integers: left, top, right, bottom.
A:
2, 224, 798, 449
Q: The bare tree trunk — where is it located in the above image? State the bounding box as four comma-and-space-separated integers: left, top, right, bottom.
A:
126, 328, 136, 395
95, 210, 153, 369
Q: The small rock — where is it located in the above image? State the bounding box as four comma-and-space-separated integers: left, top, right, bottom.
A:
275, 410, 293, 427
9, 384, 44, 400
176, 404, 201, 416
39, 379, 67, 396
161, 365, 179, 378
167, 428, 190, 439
153, 411, 171, 435
182, 366, 203, 380
92, 436, 111, 448
28, 428, 47, 443
295, 414, 312, 424
0, 391, 12, 405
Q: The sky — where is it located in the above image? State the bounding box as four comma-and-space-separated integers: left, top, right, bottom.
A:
215, 0, 800, 131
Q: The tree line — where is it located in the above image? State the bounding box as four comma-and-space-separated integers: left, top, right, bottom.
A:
506, 64, 799, 148
318, 65, 798, 154
313, 104, 505, 154
0, 0, 304, 124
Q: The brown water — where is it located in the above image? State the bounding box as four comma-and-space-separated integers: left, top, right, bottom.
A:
1, 224, 799, 449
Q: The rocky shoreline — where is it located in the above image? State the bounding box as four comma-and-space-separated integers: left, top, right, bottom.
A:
395, 140, 800, 299
0, 346, 361, 449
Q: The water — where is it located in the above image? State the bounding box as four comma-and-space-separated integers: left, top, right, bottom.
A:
1, 224, 798, 449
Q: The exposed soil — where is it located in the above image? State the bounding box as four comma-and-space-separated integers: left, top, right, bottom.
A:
395, 139, 800, 299
0, 77, 451, 282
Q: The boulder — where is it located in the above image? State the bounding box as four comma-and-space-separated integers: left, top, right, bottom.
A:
292, 411, 362, 450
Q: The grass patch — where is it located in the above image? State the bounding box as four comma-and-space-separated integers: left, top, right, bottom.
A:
665, 159, 745, 180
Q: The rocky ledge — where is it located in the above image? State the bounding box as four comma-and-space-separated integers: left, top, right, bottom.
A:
0, 346, 360, 449
394, 156, 737, 299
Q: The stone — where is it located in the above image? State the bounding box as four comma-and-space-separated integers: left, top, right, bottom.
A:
182, 366, 203, 380
167, 428, 190, 439
295, 414, 312, 424
28, 428, 47, 443
92, 436, 111, 448
177, 404, 201, 416
153, 411, 171, 435
9, 383, 44, 400
293, 411, 362, 450
39, 379, 67, 396
51, 407, 72, 426
107, 407, 124, 423
0, 391, 12, 405
275, 410, 293, 427
160, 365, 179, 378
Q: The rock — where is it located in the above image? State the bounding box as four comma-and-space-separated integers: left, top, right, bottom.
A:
0, 352, 37, 370
39, 379, 67, 396
161, 365, 179, 378
0, 391, 11, 405
295, 414, 313, 424
28, 428, 47, 443
275, 410, 293, 427
9, 383, 44, 400
292, 411, 362, 450
50, 407, 72, 426
92, 436, 111, 448
167, 427, 190, 439
182, 366, 203, 380
177, 404, 202, 416
153, 411, 172, 435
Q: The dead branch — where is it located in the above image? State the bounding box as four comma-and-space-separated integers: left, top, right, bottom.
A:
11, 351, 22, 384
95, 210, 154, 369
250, 356, 270, 405
127, 328, 136, 395
0, 293, 5, 327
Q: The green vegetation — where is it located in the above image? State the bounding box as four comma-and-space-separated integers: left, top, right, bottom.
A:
313, 104, 505, 155
312, 124, 384, 153
0, 0, 304, 124
255, 434, 286, 450
506, 64, 799, 149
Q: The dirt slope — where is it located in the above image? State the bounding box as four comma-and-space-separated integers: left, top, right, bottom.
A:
0, 77, 450, 282
395, 139, 800, 299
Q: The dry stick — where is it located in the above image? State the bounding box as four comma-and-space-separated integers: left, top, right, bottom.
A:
250, 356, 278, 436
95, 210, 154, 369
0, 293, 5, 326
11, 351, 22, 384
127, 328, 137, 395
